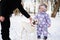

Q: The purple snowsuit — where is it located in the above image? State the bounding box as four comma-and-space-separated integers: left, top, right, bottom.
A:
34, 12, 51, 38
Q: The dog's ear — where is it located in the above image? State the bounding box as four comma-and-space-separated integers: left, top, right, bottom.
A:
13, 8, 20, 15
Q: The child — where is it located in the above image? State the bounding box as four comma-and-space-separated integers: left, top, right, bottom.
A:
33, 4, 51, 40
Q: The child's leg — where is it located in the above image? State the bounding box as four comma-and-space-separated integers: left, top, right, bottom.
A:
37, 26, 42, 40
43, 36, 47, 40
42, 27, 48, 40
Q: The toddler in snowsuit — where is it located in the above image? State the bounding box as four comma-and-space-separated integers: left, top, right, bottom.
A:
33, 4, 51, 40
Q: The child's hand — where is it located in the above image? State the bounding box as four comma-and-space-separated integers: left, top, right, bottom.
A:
30, 21, 35, 27
48, 24, 51, 27
31, 21, 37, 27
30, 21, 34, 27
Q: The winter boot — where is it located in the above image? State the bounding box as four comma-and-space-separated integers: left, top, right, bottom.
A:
43, 36, 47, 40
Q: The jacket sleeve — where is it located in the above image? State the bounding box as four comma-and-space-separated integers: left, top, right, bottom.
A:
17, 0, 30, 18
0, 1, 1, 16
45, 14, 51, 27
0, 0, 6, 16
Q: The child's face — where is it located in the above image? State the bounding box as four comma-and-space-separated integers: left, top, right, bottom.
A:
39, 6, 47, 12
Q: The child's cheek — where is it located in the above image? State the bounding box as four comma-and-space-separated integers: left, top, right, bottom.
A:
43, 8, 47, 12
40, 9, 43, 12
